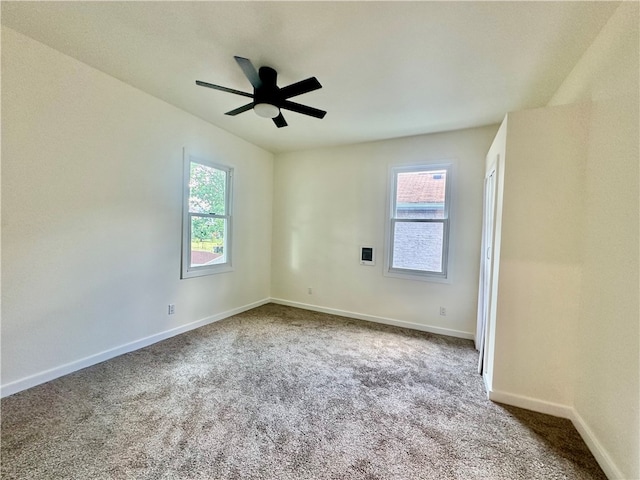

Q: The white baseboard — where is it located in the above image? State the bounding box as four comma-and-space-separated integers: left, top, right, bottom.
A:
482, 372, 492, 397
570, 409, 626, 480
0, 298, 270, 398
269, 298, 474, 340
486, 387, 573, 419
485, 387, 627, 479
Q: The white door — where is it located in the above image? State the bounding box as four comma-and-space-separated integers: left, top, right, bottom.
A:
476, 165, 497, 374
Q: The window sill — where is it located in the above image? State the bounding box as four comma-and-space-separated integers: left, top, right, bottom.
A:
383, 268, 452, 284
181, 264, 233, 279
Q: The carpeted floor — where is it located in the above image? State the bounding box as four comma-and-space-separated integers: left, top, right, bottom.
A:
1, 304, 606, 479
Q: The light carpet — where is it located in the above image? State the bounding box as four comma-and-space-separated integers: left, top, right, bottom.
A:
1, 304, 606, 479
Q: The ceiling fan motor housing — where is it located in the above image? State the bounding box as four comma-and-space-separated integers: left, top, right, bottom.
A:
255, 66, 279, 105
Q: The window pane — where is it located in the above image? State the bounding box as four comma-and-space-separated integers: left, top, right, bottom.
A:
190, 217, 226, 267
189, 162, 226, 214
395, 170, 447, 219
392, 221, 444, 273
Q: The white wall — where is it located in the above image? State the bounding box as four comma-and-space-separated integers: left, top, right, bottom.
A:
549, 3, 639, 478
1, 28, 274, 393
487, 104, 588, 410
271, 126, 497, 337
3, 6, 636, 475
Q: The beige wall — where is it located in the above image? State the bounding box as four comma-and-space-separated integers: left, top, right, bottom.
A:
549, 3, 639, 478
271, 126, 497, 337
1, 28, 274, 390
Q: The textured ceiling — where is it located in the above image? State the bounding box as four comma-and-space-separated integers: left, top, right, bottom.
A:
1, 1, 619, 153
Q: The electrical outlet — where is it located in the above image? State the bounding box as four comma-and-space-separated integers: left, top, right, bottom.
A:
439, 307, 446, 316
308, 287, 313, 295
168, 304, 176, 315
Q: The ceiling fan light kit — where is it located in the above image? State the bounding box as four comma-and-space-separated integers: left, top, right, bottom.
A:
196, 56, 326, 128
254, 103, 280, 119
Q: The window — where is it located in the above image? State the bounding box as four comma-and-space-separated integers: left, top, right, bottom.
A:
386, 164, 451, 281
181, 151, 233, 279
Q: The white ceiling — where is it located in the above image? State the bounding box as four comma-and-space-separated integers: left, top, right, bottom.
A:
1, 1, 618, 153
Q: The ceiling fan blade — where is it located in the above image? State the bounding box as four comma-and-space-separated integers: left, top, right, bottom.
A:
225, 102, 255, 116
234, 56, 262, 89
272, 113, 288, 128
280, 100, 327, 119
279, 77, 322, 99
196, 80, 253, 98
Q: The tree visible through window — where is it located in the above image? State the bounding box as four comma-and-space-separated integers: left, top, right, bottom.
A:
387, 164, 451, 280
181, 153, 233, 278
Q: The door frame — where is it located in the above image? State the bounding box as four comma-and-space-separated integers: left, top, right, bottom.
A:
476, 158, 499, 374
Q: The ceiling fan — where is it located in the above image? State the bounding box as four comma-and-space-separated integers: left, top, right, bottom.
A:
196, 56, 326, 128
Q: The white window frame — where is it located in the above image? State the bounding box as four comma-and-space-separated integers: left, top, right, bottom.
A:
384, 162, 453, 283
181, 150, 233, 279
